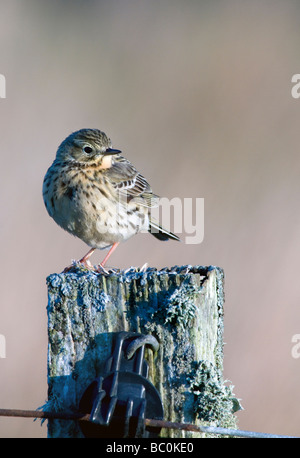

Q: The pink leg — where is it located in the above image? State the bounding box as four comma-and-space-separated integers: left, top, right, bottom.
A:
79, 247, 96, 266
63, 247, 97, 273
99, 242, 120, 267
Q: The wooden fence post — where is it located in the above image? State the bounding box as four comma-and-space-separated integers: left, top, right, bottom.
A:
44, 265, 239, 438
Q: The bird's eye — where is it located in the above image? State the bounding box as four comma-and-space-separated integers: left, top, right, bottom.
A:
83, 146, 93, 154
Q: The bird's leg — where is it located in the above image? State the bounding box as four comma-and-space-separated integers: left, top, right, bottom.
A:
62, 247, 96, 273
79, 247, 96, 268
63, 243, 119, 273
98, 242, 120, 270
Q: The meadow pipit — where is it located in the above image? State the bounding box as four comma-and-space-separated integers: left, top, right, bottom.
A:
43, 128, 180, 269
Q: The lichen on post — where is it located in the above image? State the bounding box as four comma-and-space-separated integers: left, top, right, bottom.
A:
45, 265, 239, 438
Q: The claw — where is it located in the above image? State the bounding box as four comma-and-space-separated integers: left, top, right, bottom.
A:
139, 262, 149, 272
96, 263, 110, 274
62, 258, 94, 273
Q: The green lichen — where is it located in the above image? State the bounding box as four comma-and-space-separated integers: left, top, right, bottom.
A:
188, 361, 242, 429
164, 282, 199, 330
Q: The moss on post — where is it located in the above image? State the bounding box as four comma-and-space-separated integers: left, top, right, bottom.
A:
45, 265, 239, 438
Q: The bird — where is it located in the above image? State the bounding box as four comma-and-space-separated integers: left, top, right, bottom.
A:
43, 128, 180, 270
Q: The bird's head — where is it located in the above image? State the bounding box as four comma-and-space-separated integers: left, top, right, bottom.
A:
56, 128, 121, 166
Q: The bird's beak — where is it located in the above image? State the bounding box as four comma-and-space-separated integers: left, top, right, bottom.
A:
103, 148, 122, 156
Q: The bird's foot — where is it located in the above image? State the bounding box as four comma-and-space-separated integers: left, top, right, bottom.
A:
62, 258, 94, 273
96, 263, 110, 274
139, 262, 149, 272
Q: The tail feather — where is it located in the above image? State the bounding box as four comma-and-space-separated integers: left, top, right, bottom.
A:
149, 221, 180, 242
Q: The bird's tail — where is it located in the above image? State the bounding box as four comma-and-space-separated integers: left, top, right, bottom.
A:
149, 220, 180, 242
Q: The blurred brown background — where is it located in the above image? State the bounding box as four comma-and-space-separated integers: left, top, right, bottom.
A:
1, 0, 300, 438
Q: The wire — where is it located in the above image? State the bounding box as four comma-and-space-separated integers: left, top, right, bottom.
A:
0, 408, 297, 438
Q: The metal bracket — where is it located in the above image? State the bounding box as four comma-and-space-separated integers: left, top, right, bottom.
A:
79, 331, 163, 438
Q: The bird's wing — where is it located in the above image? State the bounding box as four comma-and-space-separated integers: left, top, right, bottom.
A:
104, 155, 159, 208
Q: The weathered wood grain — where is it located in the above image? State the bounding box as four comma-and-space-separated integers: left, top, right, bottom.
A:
45, 265, 238, 437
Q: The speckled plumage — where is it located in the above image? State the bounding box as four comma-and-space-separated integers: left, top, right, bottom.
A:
43, 128, 179, 269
